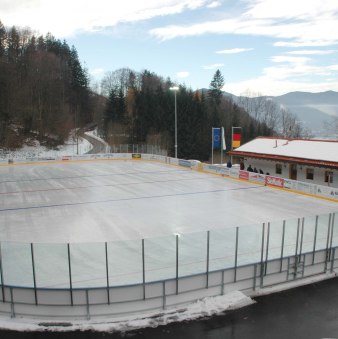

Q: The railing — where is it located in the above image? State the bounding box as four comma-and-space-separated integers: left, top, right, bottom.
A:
109, 144, 167, 155
0, 212, 337, 319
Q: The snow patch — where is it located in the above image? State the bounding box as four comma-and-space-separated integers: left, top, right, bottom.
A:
0, 291, 254, 333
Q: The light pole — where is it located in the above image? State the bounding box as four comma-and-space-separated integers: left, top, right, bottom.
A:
170, 86, 179, 158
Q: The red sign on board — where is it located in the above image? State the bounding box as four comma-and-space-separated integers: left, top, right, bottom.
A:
239, 170, 249, 180
265, 175, 284, 188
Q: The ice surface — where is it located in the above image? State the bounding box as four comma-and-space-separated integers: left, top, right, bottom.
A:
0, 159, 337, 288
0, 160, 336, 243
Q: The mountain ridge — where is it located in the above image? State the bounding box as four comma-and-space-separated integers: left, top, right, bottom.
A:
224, 90, 338, 136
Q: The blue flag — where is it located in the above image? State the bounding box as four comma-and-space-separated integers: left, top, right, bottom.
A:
213, 128, 221, 149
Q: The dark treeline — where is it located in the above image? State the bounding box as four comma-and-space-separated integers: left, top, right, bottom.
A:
100, 68, 273, 161
0, 20, 103, 149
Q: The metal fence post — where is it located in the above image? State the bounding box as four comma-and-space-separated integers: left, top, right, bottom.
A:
67, 243, 73, 306
253, 264, 257, 291
162, 281, 166, 310
30, 243, 38, 305
331, 248, 336, 273
86, 289, 90, 320
299, 218, 305, 261
142, 239, 146, 300
260, 223, 265, 288
280, 220, 286, 272
293, 218, 300, 279
325, 213, 332, 271
312, 215, 318, 265
329, 213, 335, 254
264, 222, 270, 275
105, 242, 110, 305
10, 287, 14, 318
206, 231, 210, 288
0, 243, 5, 302
234, 227, 239, 282
176, 235, 179, 295
295, 218, 300, 257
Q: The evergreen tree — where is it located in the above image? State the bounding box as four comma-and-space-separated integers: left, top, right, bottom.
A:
208, 69, 225, 106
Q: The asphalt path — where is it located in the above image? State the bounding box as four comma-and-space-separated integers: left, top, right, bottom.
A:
1, 277, 338, 339
81, 132, 109, 154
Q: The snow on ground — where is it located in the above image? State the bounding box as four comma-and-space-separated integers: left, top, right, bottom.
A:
0, 291, 254, 332
0, 133, 93, 160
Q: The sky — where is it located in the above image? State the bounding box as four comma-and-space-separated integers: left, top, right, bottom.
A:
1, 0, 338, 96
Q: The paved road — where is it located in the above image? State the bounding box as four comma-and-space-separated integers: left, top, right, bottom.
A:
82, 132, 109, 154
1, 277, 338, 339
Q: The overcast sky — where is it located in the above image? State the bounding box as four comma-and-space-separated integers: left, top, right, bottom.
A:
1, 0, 338, 96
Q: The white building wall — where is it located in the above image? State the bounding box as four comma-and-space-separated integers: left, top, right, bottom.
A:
241, 157, 338, 188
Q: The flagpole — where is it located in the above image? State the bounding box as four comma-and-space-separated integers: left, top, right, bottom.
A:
231, 126, 233, 164
211, 128, 214, 164
221, 127, 223, 165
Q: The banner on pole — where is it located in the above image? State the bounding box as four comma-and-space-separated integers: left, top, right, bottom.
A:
212, 128, 221, 149
221, 127, 226, 150
232, 127, 241, 149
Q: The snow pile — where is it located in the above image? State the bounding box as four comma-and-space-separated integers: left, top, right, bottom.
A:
0, 291, 254, 333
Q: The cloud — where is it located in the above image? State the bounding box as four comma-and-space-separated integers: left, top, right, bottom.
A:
225, 49, 338, 95
203, 63, 224, 70
287, 50, 337, 55
226, 77, 338, 96
90, 68, 105, 76
150, 0, 338, 47
207, 1, 222, 8
0, 0, 217, 37
271, 56, 311, 64
176, 71, 190, 78
216, 48, 253, 54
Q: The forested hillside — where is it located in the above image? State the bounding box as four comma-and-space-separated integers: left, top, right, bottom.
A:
100, 69, 274, 160
0, 20, 103, 149
0, 20, 274, 161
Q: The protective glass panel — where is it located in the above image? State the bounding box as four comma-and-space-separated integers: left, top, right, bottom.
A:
315, 213, 331, 251
266, 220, 284, 261
209, 228, 236, 271
301, 215, 318, 254
178, 232, 207, 277
331, 213, 338, 248
107, 239, 143, 286
144, 235, 176, 282
1, 242, 33, 287
70, 243, 106, 288
282, 218, 299, 258
237, 223, 263, 266
34, 243, 69, 288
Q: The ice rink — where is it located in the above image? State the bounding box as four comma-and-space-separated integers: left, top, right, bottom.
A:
0, 159, 337, 244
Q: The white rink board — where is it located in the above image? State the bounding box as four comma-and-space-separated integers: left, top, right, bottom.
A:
0, 159, 337, 244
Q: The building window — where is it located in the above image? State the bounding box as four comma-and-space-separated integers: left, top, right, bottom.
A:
325, 171, 333, 183
275, 163, 282, 175
306, 168, 314, 180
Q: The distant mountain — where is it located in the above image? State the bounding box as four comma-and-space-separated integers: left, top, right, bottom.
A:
226, 90, 338, 137
271, 91, 338, 135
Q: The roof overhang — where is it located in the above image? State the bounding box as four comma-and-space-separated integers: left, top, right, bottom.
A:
228, 150, 338, 169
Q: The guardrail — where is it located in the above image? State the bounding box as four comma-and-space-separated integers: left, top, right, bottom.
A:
0, 246, 336, 320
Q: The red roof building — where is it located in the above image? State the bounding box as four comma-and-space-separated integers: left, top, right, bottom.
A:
229, 137, 338, 187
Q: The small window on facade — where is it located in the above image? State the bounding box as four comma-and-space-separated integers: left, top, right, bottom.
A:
275, 163, 282, 175
325, 171, 333, 183
306, 168, 314, 180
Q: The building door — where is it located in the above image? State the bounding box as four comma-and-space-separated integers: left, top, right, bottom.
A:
289, 163, 297, 180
